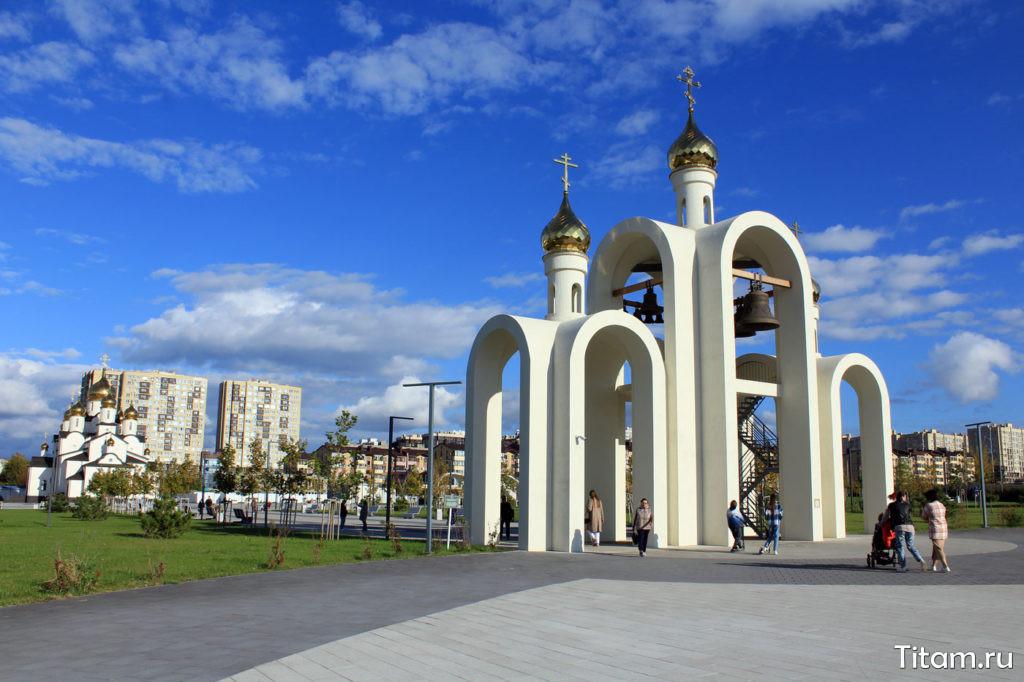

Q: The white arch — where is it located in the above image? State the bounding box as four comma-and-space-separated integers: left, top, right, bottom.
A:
551, 310, 668, 552
465, 314, 556, 550
587, 217, 698, 545
817, 353, 893, 536
696, 211, 821, 542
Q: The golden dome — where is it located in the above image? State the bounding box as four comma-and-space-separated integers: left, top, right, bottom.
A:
123, 404, 139, 420
541, 193, 590, 254
667, 112, 718, 171
87, 375, 112, 401
101, 393, 117, 408
68, 401, 86, 417
63, 405, 73, 420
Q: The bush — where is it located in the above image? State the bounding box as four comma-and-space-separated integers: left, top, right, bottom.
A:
42, 549, 100, 596
140, 496, 191, 538
999, 506, 1024, 528
393, 498, 409, 514
71, 494, 109, 521
948, 503, 969, 530
49, 493, 70, 513
995, 485, 1024, 504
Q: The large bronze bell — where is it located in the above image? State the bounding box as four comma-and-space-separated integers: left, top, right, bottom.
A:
639, 287, 664, 324
734, 299, 756, 338
735, 280, 780, 333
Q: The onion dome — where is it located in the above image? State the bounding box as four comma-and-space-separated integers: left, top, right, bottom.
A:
101, 392, 117, 408
63, 404, 73, 420
68, 400, 86, 417
541, 193, 590, 254
811, 277, 821, 304
88, 375, 112, 401
667, 112, 718, 171
123, 404, 139, 420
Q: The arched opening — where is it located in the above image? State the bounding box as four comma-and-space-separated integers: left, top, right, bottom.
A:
548, 284, 555, 316
465, 322, 536, 548
703, 195, 712, 225
571, 283, 582, 313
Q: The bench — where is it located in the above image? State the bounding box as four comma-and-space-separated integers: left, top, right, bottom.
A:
402, 505, 422, 519
233, 508, 253, 524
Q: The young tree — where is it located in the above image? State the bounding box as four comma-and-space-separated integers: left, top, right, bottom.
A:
212, 445, 238, 522
1, 453, 30, 487
279, 437, 309, 498
326, 411, 358, 450
403, 468, 424, 501
240, 437, 269, 518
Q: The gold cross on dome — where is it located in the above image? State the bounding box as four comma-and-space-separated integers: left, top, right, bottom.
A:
99, 352, 110, 368
553, 153, 578, 193
676, 66, 701, 113
790, 221, 804, 239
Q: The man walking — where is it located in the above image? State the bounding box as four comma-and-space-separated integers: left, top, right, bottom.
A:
885, 490, 926, 572
359, 498, 369, 532
727, 500, 745, 551
757, 494, 783, 555
499, 495, 514, 541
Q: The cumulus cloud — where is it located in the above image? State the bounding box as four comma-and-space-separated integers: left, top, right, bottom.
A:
0, 41, 94, 92
50, 0, 142, 43
337, 1, 382, 40
802, 224, 886, 253
615, 109, 660, 136
114, 19, 306, 110
0, 118, 261, 192
0, 353, 87, 442
899, 199, 965, 221
589, 142, 661, 188
962, 230, 1024, 257
484, 272, 543, 288
924, 332, 1018, 403
341, 376, 462, 430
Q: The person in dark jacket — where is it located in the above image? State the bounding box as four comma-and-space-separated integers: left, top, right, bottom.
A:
883, 490, 925, 572
757, 494, 783, 555
727, 500, 745, 551
359, 498, 369, 532
499, 495, 514, 540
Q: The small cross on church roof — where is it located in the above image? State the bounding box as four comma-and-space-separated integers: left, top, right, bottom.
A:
553, 153, 578, 194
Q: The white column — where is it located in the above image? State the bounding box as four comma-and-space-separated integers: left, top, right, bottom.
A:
544, 250, 588, 321
670, 167, 717, 227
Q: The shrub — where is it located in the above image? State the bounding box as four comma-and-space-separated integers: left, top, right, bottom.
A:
995, 485, 1024, 504
140, 496, 191, 538
999, 506, 1024, 528
948, 503, 969, 530
49, 493, 70, 513
393, 498, 409, 514
71, 494, 109, 521
42, 549, 100, 596
266, 526, 288, 569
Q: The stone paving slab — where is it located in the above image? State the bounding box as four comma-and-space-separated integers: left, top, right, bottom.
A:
1, 528, 1021, 680
231, 581, 1024, 681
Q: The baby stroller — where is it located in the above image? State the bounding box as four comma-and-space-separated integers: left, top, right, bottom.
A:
866, 518, 896, 569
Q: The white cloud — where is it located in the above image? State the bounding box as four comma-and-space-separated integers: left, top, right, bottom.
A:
34, 228, 106, 245
51, 95, 94, 110
336, 1, 382, 40
0, 41, 94, 92
0, 353, 87, 441
841, 20, 912, 48
987, 92, 1023, 106
341, 377, 462, 429
484, 272, 543, 288
0, 11, 31, 41
306, 23, 553, 115
0, 118, 261, 192
589, 142, 661, 188
962, 230, 1024, 257
802, 223, 886, 253
114, 19, 306, 110
615, 109, 660, 136
924, 332, 1018, 403
899, 199, 965, 221
50, 0, 142, 43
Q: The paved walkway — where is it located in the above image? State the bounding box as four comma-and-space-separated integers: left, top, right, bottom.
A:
2, 529, 1022, 680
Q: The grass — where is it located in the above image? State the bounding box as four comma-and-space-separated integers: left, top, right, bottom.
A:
845, 501, 1023, 535
0, 510, 491, 607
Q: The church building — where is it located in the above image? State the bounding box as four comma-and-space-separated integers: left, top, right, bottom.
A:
465, 70, 893, 552
26, 371, 150, 502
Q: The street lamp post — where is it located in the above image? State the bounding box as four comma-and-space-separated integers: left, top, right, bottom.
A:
387, 416, 414, 536
966, 421, 991, 528
404, 380, 461, 553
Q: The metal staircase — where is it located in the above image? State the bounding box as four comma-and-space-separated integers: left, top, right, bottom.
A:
738, 395, 779, 538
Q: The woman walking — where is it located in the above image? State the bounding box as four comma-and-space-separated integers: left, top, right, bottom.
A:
586, 490, 604, 546
757, 494, 783, 555
633, 498, 654, 557
922, 489, 951, 572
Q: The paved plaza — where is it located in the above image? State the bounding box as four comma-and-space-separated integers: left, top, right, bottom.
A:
2, 528, 1022, 680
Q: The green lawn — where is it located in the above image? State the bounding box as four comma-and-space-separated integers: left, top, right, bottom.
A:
845, 501, 1023, 535
0, 510, 490, 607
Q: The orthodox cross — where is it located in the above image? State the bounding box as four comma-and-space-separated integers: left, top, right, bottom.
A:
99, 352, 110, 368
676, 66, 701, 113
553, 153, 578, 193
789, 221, 803, 240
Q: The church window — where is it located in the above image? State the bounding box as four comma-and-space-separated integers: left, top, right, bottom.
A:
572, 284, 582, 313
703, 196, 711, 224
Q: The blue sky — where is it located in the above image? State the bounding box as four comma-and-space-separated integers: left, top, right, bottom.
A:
1, 0, 1022, 456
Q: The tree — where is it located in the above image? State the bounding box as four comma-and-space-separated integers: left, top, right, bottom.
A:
279, 437, 310, 498
402, 469, 424, 500
211, 445, 238, 523
159, 457, 200, 497
240, 437, 269, 517
431, 456, 451, 512
141, 496, 191, 538
1, 453, 29, 487
326, 411, 358, 450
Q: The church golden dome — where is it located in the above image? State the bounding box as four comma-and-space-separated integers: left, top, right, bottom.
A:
541, 192, 590, 254
123, 404, 139, 420
667, 112, 718, 171
69, 400, 86, 417
88, 375, 112, 401
101, 392, 117, 408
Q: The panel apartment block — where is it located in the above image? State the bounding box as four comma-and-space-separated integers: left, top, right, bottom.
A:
216, 380, 302, 468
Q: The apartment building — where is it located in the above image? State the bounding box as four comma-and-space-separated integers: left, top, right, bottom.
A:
894, 429, 967, 454
81, 368, 207, 462
216, 380, 302, 467
967, 423, 1024, 483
